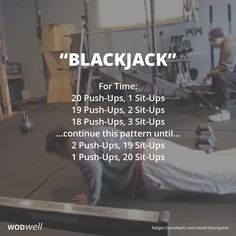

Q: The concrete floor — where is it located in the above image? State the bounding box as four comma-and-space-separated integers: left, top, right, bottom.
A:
0, 101, 236, 235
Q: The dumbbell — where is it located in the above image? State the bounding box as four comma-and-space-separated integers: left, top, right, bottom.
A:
195, 125, 214, 136
195, 125, 216, 153
189, 68, 199, 81
195, 134, 216, 148
197, 144, 215, 154
183, 40, 193, 53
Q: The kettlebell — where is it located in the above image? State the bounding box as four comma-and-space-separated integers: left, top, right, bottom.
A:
20, 111, 34, 134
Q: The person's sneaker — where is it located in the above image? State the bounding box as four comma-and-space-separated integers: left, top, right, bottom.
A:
208, 110, 231, 122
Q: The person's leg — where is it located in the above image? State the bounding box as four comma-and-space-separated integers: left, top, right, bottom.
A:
142, 138, 212, 198
142, 138, 236, 196
208, 74, 236, 121
211, 77, 228, 109
210, 73, 236, 108
224, 72, 236, 98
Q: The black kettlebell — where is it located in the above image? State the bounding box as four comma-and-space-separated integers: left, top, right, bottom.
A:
20, 111, 34, 134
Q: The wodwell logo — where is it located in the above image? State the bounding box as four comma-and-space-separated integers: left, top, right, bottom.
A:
60, 52, 176, 70
7, 222, 43, 231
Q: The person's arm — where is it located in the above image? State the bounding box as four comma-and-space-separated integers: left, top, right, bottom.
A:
75, 159, 103, 205
207, 42, 236, 78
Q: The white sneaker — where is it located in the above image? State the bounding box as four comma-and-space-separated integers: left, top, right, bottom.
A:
208, 110, 231, 122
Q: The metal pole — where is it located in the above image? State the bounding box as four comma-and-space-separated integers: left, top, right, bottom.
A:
144, 0, 151, 53
228, 4, 232, 34
209, 5, 214, 69
75, 0, 90, 106
150, 0, 158, 95
75, 19, 86, 106
84, 0, 91, 60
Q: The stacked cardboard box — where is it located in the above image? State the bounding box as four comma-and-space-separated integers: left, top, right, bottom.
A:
42, 24, 76, 103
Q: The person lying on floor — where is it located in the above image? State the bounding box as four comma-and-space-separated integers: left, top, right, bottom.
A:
46, 126, 236, 205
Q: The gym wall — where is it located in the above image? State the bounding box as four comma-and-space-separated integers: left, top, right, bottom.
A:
1, 0, 236, 98
0, 0, 5, 33
2, 0, 46, 98
97, 0, 184, 30
1, 0, 84, 99
89, 0, 236, 82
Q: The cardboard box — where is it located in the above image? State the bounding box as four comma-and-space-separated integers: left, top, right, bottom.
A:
43, 52, 71, 78
42, 24, 76, 52
47, 78, 72, 103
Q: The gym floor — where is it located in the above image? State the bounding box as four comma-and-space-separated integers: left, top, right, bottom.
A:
0, 101, 236, 236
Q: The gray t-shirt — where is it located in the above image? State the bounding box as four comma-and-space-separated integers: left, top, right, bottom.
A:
207, 36, 236, 79
69, 127, 137, 205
